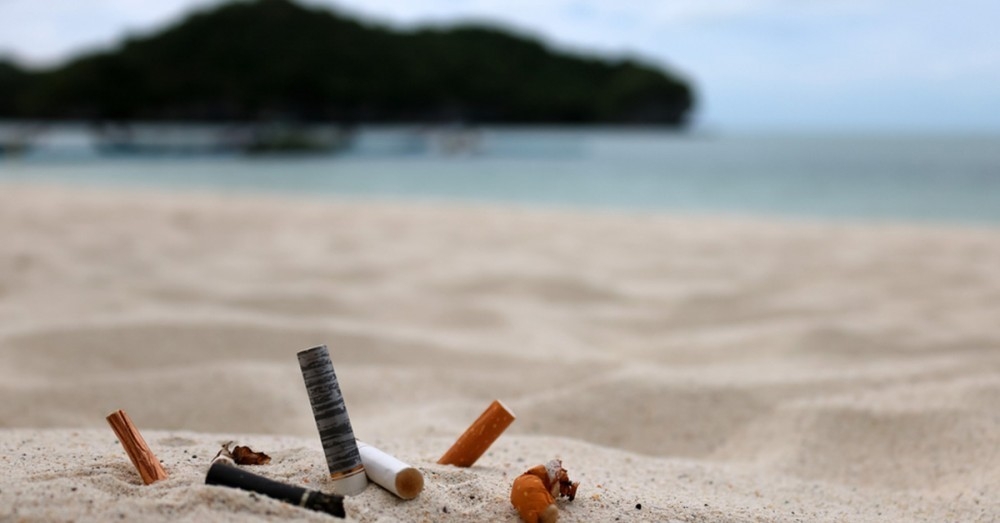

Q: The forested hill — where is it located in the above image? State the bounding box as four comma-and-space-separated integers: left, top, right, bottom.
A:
0, 0, 694, 125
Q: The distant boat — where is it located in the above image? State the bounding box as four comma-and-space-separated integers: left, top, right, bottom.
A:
425, 126, 483, 156
91, 123, 354, 156
0, 140, 31, 157
0, 125, 41, 157
93, 123, 232, 156
240, 124, 353, 155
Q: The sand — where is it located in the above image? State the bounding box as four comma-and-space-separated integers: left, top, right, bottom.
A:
0, 182, 997, 522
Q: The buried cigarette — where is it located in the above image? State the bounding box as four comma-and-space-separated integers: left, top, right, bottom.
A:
106, 409, 168, 485
356, 441, 424, 499
438, 400, 515, 467
205, 461, 345, 518
298, 345, 368, 496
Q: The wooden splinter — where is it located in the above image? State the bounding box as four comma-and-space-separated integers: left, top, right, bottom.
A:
106, 409, 168, 485
438, 400, 515, 467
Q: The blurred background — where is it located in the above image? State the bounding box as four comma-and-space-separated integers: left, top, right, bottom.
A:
3, 4, 1000, 521
0, 0, 999, 222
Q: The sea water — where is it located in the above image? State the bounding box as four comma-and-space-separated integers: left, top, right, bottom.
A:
2, 126, 998, 225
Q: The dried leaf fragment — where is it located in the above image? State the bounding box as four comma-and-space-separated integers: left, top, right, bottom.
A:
232, 445, 271, 465
215, 442, 272, 465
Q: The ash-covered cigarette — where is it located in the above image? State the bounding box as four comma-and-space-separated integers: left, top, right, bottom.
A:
298, 345, 367, 496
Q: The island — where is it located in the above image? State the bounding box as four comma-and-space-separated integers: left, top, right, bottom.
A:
0, 0, 694, 126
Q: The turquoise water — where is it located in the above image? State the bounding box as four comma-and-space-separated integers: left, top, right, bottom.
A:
2, 127, 999, 225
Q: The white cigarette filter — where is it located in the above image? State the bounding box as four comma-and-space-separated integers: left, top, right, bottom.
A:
356, 441, 424, 500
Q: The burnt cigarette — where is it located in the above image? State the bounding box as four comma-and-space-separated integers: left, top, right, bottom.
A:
106, 409, 169, 485
205, 462, 345, 518
298, 345, 367, 495
212, 442, 237, 466
356, 441, 424, 500
438, 400, 515, 467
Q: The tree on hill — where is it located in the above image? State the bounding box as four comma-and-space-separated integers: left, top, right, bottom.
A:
0, 0, 695, 125
0, 58, 29, 116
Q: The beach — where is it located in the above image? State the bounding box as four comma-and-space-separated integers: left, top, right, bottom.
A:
1, 182, 997, 521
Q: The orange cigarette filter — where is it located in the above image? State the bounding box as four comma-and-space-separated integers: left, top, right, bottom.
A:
511, 473, 558, 523
106, 409, 169, 485
438, 400, 515, 467
510, 460, 579, 523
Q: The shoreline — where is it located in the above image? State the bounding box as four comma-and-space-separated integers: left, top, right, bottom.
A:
4, 178, 1000, 232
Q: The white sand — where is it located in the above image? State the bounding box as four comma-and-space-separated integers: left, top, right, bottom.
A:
0, 182, 997, 522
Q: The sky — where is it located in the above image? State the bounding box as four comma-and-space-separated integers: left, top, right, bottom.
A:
1, 0, 998, 133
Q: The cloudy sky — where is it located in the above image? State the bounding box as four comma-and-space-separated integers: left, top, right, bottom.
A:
1, 0, 998, 132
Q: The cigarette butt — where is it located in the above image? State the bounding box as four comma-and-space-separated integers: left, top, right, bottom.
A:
106, 409, 168, 485
511, 461, 577, 523
438, 400, 515, 467
511, 473, 558, 523
206, 462, 346, 518
357, 441, 424, 499
298, 345, 368, 496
